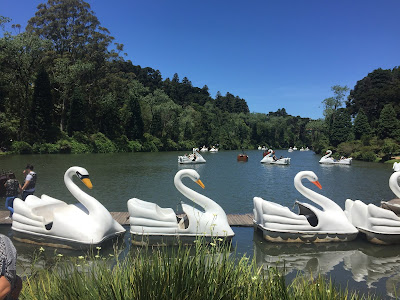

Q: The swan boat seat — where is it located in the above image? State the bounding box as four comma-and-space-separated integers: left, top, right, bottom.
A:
253, 171, 358, 243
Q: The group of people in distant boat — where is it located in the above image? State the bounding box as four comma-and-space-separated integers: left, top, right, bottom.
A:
272, 155, 284, 161
3, 164, 37, 219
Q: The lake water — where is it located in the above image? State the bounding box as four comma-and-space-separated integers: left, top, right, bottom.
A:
0, 150, 398, 298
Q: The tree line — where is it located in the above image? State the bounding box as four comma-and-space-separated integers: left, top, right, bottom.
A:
0, 0, 399, 161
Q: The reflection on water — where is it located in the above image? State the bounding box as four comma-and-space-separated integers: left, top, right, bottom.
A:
253, 229, 400, 298
0, 150, 397, 297
0, 225, 399, 298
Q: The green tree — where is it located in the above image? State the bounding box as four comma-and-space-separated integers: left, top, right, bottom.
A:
377, 104, 400, 140
67, 87, 87, 136
31, 67, 58, 142
26, 0, 113, 61
330, 108, 352, 147
353, 109, 372, 140
0, 32, 49, 141
346, 68, 400, 126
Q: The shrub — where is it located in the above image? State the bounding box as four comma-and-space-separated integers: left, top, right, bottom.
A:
336, 141, 362, 157
70, 140, 92, 154
56, 139, 72, 154
91, 133, 116, 153
33, 143, 60, 154
127, 140, 142, 152
360, 150, 377, 162
114, 135, 131, 152
164, 138, 178, 151
178, 140, 197, 151
11, 141, 33, 154
142, 133, 162, 152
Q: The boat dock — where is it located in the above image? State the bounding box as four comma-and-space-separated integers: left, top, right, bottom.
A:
0, 211, 254, 227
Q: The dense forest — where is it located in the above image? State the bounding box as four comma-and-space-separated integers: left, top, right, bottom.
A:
0, 0, 399, 162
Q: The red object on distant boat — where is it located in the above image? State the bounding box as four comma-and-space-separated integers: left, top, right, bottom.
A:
237, 154, 248, 162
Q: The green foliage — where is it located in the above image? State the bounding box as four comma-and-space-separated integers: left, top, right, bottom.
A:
31, 67, 57, 143
1, 1, 399, 159
360, 150, 378, 162
11, 141, 33, 154
20, 241, 376, 300
377, 104, 400, 140
336, 140, 362, 157
33, 142, 59, 154
329, 109, 352, 147
91, 132, 117, 153
142, 133, 162, 152
353, 109, 372, 139
347, 68, 400, 126
56, 139, 72, 154
128, 140, 143, 152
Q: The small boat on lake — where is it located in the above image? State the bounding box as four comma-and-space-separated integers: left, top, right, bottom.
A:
200, 146, 208, 152
345, 171, 400, 245
11, 166, 125, 248
209, 146, 218, 153
178, 149, 206, 164
237, 149, 248, 162
253, 171, 358, 243
127, 169, 234, 245
260, 149, 290, 165
394, 162, 400, 172
319, 150, 352, 165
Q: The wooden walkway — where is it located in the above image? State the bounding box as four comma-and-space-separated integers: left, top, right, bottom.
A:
0, 210, 254, 227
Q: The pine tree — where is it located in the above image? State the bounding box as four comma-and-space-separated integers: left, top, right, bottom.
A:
353, 109, 372, 139
377, 104, 400, 139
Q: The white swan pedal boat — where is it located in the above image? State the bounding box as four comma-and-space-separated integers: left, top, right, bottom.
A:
128, 169, 234, 245
393, 162, 400, 172
319, 150, 352, 165
178, 149, 206, 164
260, 149, 290, 165
209, 146, 218, 153
11, 166, 125, 248
345, 171, 400, 245
253, 171, 358, 243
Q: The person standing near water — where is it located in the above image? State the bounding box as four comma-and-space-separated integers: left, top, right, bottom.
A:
3, 174, 20, 219
21, 164, 36, 201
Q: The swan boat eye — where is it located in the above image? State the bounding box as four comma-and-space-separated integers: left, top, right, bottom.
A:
76, 171, 89, 180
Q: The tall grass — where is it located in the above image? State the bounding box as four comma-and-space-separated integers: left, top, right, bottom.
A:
20, 240, 379, 300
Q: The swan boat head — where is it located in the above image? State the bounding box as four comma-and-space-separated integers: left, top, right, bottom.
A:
253, 170, 358, 242
12, 166, 125, 246
128, 169, 234, 240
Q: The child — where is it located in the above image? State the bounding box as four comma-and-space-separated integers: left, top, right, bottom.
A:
4, 174, 20, 219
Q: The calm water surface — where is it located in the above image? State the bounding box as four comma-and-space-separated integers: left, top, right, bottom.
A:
0, 150, 398, 298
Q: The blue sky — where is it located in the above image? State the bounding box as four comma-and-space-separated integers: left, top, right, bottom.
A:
2, 0, 399, 119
